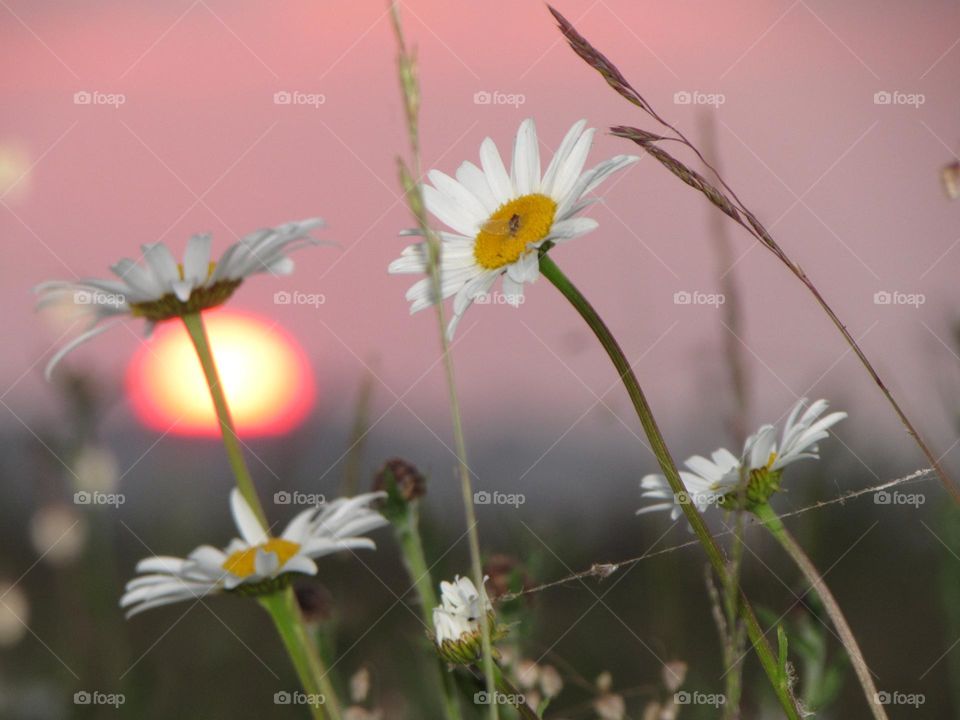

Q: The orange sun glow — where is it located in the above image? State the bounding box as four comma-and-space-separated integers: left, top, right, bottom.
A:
126, 310, 314, 437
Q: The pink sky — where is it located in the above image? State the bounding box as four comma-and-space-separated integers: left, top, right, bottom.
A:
3, 0, 960, 476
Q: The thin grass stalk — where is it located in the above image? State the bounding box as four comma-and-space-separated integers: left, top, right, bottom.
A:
547, 4, 960, 505
391, 499, 464, 720
701, 112, 750, 717
388, 4, 498, 717
181, 311, 342, 720
342, 369, 376, 498
539, 254, 802, 719
699, 112, 750, 447
753, 503, 889, 720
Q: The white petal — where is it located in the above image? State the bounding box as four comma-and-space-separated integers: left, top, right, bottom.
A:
479, 137, 514, 205
282, 555, 318, 576
135, 556, 187, 575
557, 155, 638, 217
511, 118, 540, 195
44, 320, 122, 380
229, 489, 267, 545
111, 259, 163, 298
501, 275, 524, 306
541, 119, 588, 197
141, 243, 180, 289
254, 547, 280, 577
183, 233, 212, 285
171, 280, 193, 302
282, 506, 319, 543
423, 184, 481, 236
550, 126, 595, 203
548, 216, 598, 243
428, 170, 489, 226
455, 161, 498, 213
506, 251, 539, 283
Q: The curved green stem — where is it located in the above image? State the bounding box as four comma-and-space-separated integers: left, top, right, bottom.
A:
539, 254, 802, 719
754, 503, 888, 720
183, 311, 342, 719
181, 312, 267, 527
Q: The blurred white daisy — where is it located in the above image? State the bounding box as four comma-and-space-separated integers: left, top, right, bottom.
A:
35, 219, 326, 378
639, 398, 847, 517
389, 119, 638, 337
120, 489, 386, 617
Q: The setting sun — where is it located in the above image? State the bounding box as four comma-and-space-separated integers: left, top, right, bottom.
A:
126, 310, 314, 437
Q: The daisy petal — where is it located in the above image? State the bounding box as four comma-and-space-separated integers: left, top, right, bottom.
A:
230, 489, 267, 546
511, 118, 540, 195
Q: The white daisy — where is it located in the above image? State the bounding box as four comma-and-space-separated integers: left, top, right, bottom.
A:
389, 119, 638, 337
637, 448, 741, 521
120, 489, 386, 617
35, 218, 326, 378
638, 398, 846, 517
432, 575, 492, 646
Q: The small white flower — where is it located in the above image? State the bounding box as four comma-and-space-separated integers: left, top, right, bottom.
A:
389, 119, 637, 337
120, 489, 386, 617
638, 448, 741, 521
638, 398, 846, 518
432, 575, 492, 646
744, 397, 847, 473
35, 218, 326, 378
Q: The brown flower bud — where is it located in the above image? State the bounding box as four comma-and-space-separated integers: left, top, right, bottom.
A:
373, 458, 426, 502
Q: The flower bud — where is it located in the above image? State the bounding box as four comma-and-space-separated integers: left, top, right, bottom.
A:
373, 458, 426, 503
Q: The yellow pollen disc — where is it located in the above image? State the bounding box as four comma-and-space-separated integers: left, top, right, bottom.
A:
474, 194, 557, 270
222, 538, 301, 578
766, 451, 778, 469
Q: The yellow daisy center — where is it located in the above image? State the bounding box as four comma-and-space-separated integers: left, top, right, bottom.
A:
473, 194, 557, 270
766, 451, 778, 469
222, 538, 301, 579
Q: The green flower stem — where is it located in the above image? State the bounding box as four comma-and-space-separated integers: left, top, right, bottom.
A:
181, 312, 267, 528
261, 588, 345, 720
539, 254, 801, 720
753, 503, 888, 720
182, 311, 342, 719
392, 502, 464, 720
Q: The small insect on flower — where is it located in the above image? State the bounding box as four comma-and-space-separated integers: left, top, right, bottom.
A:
638, 397, 847, 518
389, 118, 638, 337
120, 489, 387, 616
35, 219, 328, 378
